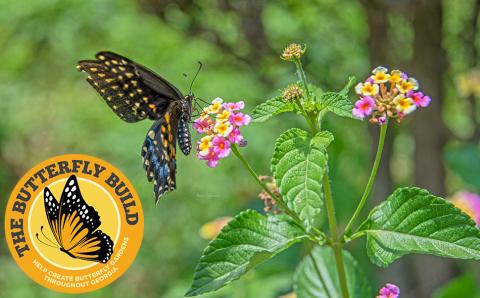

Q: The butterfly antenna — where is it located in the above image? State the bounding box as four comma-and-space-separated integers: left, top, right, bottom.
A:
195, 97, 209, 104
189, 61, 203, 93
36, 226, 59, 248
40, 226, 59, 246
183, 73, 189, 91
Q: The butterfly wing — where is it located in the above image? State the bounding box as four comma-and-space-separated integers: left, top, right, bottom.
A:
66, 230, 114, 263
56, 175, 114, 262
43, 187, 62, 245
142, 106, 181, 203
77, 51, 183, 123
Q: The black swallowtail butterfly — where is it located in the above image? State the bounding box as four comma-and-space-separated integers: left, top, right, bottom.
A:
77, 51, 198, 203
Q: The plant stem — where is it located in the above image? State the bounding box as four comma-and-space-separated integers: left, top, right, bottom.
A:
293, 60, 348, 296
343, 122, 388, 237
294, 59, 317, 132
295, 59, 310, 96
323, 172, 350, 298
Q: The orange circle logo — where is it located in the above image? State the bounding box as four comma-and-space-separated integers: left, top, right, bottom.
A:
4, 154, 144, 293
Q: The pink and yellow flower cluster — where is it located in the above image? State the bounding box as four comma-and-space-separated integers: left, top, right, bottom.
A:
377, 283, 400, 298
194, 98, 251, 167
353, 66, 431, 124
449, 191, 480, 227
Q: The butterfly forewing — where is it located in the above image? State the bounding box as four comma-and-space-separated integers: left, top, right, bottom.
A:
43, 188, 62, 245
77, 51, 180, 122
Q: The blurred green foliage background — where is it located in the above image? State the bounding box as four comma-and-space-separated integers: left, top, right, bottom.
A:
1, 0, 480, 297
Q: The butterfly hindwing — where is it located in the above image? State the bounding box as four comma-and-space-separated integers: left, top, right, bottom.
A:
67, 230, 114, 263
142, 108, 180, 203
77, 51, 181, 123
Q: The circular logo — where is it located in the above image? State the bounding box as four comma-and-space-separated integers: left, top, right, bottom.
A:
4, 154, 144, 293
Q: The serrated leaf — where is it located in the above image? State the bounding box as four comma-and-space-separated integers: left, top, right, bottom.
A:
271, 129, 332, 228
316, 92, 355, 118
294, 246, 371, 298
251, 96, 294, 122
186, 210, 307, 296
358, 187, 480, 267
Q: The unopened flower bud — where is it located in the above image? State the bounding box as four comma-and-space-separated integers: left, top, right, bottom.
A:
281, 43, 305, 61
282, 84, 303, 101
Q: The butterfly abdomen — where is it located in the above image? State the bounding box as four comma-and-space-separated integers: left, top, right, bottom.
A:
177, 117, 191, 155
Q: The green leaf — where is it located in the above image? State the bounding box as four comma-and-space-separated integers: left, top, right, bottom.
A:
445, 144, 480, 191
358, 187, 480, 267
294, 246, 371, 298
271, 128, 332, 228
433, 274, 480, 298
316, 92, 355, 118
251, 96, 294, 122
186, 210, 307, 296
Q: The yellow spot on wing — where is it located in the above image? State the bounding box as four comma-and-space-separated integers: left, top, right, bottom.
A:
148, 130, 155, 139
148, 104, 157, 112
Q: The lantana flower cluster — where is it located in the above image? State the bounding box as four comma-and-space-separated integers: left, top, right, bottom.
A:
449, 191, 480, 227
194, 98, 251, 167
377, 283, 400, 298
353, 66, 431, 124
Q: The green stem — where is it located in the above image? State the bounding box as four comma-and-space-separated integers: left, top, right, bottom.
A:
343, 122, 388, 237
323, 172, 350, 298
293, 61, 348, 296
295, 59, 310, 97
294, 59, 317, 132
231, 144, 325, 242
